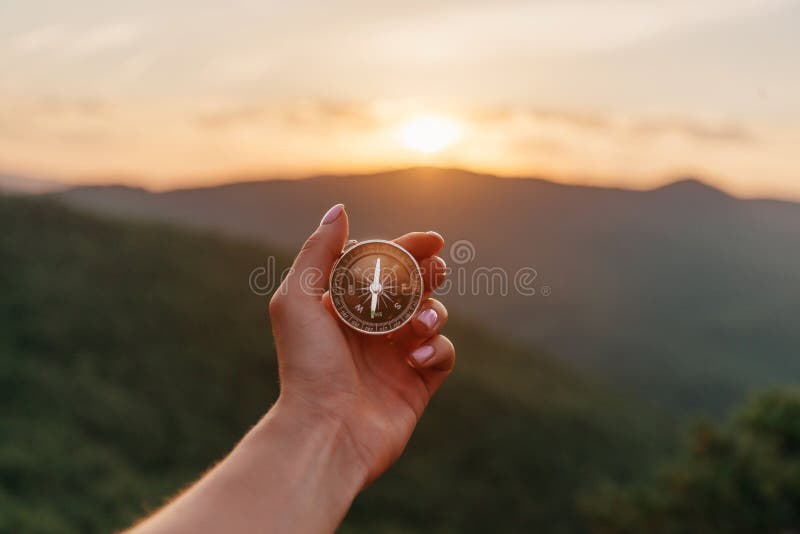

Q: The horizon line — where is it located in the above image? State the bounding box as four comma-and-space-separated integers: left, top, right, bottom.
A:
2, 165, 797, 204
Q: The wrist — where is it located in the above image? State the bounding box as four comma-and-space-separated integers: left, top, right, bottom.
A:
241, 396, 368, 523
132, 398, 367, 534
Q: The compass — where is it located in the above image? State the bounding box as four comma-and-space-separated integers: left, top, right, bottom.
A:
330, 240, 424, 335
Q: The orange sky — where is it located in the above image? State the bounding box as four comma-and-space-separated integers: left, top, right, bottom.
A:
1, 0, 799, 199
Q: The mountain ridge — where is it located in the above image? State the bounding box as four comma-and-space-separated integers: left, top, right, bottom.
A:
6, 165, 788, 205
0, 173, 69, 194
52, 167, 800, 415
57, 166, 748, 201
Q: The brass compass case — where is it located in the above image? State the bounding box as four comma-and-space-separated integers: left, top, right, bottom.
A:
329, 240, 424, 334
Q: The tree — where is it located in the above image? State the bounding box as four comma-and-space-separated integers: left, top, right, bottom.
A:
583, 389, 800, 533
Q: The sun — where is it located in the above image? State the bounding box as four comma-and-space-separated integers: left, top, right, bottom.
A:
398, 115, 461, 154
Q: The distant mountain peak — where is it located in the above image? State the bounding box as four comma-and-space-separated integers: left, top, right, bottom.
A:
651, 177, 731, 199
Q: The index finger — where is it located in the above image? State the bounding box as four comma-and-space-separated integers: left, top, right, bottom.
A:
393, 231, 444, 260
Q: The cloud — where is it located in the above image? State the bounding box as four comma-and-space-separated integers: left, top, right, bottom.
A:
469, 107, 612, 131
67, 22, 142, 56
359, 0, 796, 57
473, 105, 755, 144
0, 96, 108, 120
0, 95, 112, 146
510, 135, 570, 156
195, 101, 379, 131
191, 99, 757, 153
630, 118, 755, 143
12, 25, 66, 53
529, 109, 611, 130
31, 96, 108, 117
10, 22, 141, 57
194, 106, 269, 129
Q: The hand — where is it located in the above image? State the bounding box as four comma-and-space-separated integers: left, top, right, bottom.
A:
127, 204, 453, 534
269, 203, 454, 484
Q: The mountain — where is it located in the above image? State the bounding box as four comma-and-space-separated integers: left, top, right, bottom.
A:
0, 174, 68, 194
0, 196, 666, 533
58, 167, 800, 415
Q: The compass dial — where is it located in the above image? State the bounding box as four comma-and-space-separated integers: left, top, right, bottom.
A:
330, 240, 424, 335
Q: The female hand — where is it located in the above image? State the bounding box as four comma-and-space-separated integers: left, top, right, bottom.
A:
269, 203, 454, 484
129, 204, 454, 534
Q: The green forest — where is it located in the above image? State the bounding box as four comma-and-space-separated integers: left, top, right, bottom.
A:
2, 196, 800, 533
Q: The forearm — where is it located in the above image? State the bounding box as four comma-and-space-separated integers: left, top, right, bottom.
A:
129, 400, 367, 534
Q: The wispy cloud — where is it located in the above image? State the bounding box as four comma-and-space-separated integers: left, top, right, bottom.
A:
631, 118, 755, 143
195, 101, 380, 131
12, 25, 66, 53
11, 21, 142, 57
67, 22, 142, 56
472, 106, 756, 144
361, 0, 796, 56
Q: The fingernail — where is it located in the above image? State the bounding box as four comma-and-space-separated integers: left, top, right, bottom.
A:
320, 204, 344, 225
417, 308, 438, 329
412, 344, 435, 365
426, 230, 444, 241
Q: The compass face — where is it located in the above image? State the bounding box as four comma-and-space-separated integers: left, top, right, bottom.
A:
330, 240, 424, 334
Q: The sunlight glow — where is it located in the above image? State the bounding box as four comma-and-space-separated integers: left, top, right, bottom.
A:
398, 116, 462, 153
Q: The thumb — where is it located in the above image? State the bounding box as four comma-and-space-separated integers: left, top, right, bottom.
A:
284, 203, 349, 302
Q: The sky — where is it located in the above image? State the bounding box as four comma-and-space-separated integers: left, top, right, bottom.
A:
1, 0, 799, 198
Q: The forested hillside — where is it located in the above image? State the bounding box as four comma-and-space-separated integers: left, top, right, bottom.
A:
0, 196, 667, 533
